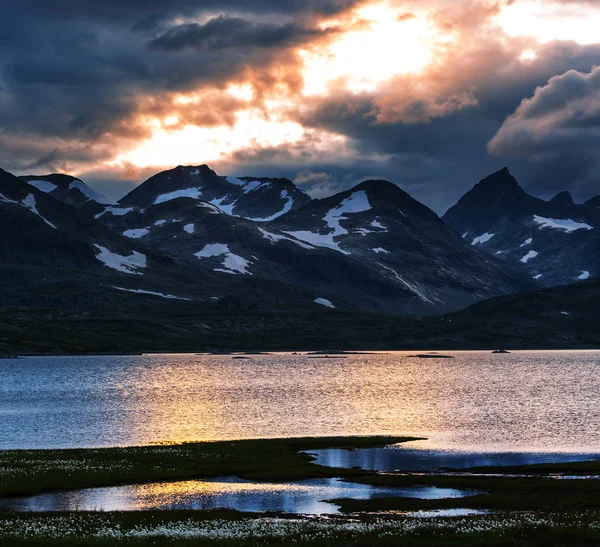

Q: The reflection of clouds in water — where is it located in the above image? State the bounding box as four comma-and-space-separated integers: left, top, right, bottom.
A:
0, 477, 477, 515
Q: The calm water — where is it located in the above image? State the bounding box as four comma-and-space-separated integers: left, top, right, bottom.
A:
308, 445, 600, 472
1, 350, 599, 452
0, 478, 476, 514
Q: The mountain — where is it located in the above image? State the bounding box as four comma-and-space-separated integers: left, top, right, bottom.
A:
271, 179, 539, 313
19, 173, 113, 217
0, 167, 245, 308
443, 168, 600, 286
117, 164, 311, 221
586, 196, 600, 207
102, 169, 538, 315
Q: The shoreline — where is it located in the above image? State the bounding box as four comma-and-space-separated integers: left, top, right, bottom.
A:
3, 347, 600, 358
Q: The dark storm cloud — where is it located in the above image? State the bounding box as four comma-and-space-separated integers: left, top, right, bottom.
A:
488, 65, 600, 198
2, 0, 600, 212
0, 1, 336, 173
7, 1, 359, 20
149, 16, 333, 52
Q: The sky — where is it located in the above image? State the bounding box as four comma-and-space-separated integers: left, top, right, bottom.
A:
1, 0, 600, 213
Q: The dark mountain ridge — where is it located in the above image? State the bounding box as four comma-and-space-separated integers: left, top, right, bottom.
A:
443, 168, 600, 286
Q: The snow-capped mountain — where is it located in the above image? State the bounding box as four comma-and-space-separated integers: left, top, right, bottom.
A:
96, 166, 538, 314
443, 168, 600, 286
0, 167, 229, 308
116, 164, 311, 221
271, 179, 539, 312
19, 173, 114, 217
5, 163, 540, 317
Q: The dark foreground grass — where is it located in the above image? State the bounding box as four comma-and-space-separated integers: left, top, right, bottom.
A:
2, 511, 600, 546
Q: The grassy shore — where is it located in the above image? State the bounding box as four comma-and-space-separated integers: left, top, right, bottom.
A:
2, 436, 600, 545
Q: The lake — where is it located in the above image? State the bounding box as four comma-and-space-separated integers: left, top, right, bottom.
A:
1, 350, 599, 453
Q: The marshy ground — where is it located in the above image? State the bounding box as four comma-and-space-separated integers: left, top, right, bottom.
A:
1, 436, 600, 545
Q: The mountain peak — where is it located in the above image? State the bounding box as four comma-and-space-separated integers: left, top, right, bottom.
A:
477, 167, 520, 190
344, 179, 441, 224
549, 191, 574, 206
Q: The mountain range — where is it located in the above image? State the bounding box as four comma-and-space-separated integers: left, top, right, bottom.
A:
0, 163, 596, 353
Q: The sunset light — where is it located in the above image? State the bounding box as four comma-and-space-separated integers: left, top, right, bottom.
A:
301, 3, 453, 95
496, 1, 600, 45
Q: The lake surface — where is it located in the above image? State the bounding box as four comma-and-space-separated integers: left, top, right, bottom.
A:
0, 478, 476, 514
1, 350, 599, 452
308, 446, 600, 472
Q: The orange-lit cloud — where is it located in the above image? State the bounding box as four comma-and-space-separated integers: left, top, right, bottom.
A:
3, 0, 600, 209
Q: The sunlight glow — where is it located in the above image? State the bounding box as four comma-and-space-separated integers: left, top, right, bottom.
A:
497, 1, 600, 45
107, 2, 456, 169
301, 3, 454, 95
109, 109, 347, 169
520, 49, 537, 62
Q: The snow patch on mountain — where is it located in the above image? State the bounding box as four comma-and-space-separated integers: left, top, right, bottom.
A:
209, 196, 237, 215
198, 202, 221, 214
183, 223, 195, 234
195, 243, 252, 275
155, 187, 202, 205
112, 286, 191, 300
69, 180, 113, 204
248, 190, 295, 222
533, 274, 542, 279
520, 250, 538, 263
372, 247, 390, 254
284, 230, 345, 254
376, 262, 435, 304
520, 238, 533, 247
314, 298, 335, 308
285, 191, 370, 254
21, 194, 57, 229
154, 219, 167, 226
324, 191, 371, 235
371, 220, 387, 230
27, 180, 57, 193
225, 176, 246, 187
123, 228, 150, 239
533, 215, 593, 232
578, 271, 590, 280
259, 228, 315, 249
95, 206, 133, 219
472, 232, 495, 245
94, 245, 147, 275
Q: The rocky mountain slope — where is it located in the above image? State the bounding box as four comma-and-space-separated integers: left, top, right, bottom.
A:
19, 173, 113, 218
443, 168, 600, 286
270, 179, 538, 312
117, 164, 312, 221
100, 166, 538, 315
